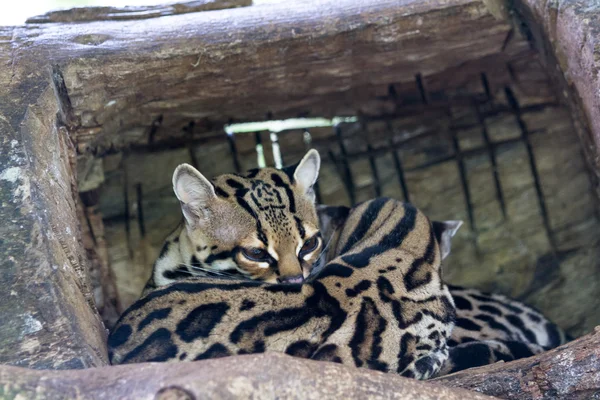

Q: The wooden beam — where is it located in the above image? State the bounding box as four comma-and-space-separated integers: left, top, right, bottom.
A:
0, 352, 495, 399
511, 0, 600, 204
7, 0, 527, 153
435, 329, 600, 399
0, 27, 107, 368
26, 0, 251, 23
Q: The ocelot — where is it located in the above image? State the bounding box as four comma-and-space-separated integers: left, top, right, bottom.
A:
108, 150, 567, 377
317, 204, 568, 375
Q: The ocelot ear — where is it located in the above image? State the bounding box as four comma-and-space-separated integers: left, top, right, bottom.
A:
292, 149, 321, 200
432, 220, 463, 260
172, 163, 217, 226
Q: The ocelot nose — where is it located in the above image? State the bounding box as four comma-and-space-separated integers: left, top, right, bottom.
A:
277, 275, 304, 284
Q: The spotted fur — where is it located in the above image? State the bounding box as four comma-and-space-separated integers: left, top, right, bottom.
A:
438, 284, 568, 375
143, 150, 324, 295
129, 151, 567, 377
316, 204, 568, 376
109, 198, 456, 379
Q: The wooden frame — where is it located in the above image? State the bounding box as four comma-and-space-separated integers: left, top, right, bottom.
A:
1, 0, 600, 397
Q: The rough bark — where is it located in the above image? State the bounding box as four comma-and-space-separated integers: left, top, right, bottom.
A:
512, 0, 600, 200
435, 328, 600, 399
26, 0, 252, 23
78, 191, 122, 328
0, 29, 107, 368
7, 0, 530, 153
0, 352, 495, 400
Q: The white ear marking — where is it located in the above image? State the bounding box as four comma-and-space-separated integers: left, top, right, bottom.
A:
172, 163, 216, 224
293, 149, 321, 195
432, 220, 463, 260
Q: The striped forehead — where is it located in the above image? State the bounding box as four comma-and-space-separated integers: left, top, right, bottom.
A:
212, 170, 301, 234
213, 170, 294, 202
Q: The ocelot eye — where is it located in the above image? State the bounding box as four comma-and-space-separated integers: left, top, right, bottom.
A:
242, 247, 271, 262
300, 236, 319, 255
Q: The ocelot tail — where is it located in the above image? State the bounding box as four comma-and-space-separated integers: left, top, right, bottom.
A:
109, 198, 457, 379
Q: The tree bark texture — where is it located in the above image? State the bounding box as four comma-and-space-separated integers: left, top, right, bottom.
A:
0, 352, 495, 400
26, 0, 251, 23
0, 0, 531, 369
8, 0, 529, 153
0, 54, 107, 367
512, 0, 600, 212
2, 0, 600, 381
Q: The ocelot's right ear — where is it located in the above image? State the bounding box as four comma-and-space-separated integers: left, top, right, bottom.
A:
292, 149, 321, 201
432, 220, 463, 260
172, 164, 217, 226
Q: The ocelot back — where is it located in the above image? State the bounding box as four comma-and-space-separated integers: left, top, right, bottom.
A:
109, 198, 457, 379
317, 205, 568, 375
110, 150, 568, 377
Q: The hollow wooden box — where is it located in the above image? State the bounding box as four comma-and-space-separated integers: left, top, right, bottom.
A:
1, 0, 600, 398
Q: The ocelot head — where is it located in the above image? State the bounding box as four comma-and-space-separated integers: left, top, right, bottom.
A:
172, 150, 323, 284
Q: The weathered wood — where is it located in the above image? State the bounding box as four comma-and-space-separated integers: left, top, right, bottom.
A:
436, 328, 600, 399
6, 0, 528, 153
0, 28, 107, 368
96, 49, 600, 338
511, 0, 600, 200
78, 192, 122, 328
0, 352, 495, 400
26, 0, 252, 23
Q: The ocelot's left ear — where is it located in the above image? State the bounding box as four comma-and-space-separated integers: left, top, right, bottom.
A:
432, 220, 463, 260
292, 149, 320, 201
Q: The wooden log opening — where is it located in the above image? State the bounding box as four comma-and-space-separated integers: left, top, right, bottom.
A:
2, 0, 600, 398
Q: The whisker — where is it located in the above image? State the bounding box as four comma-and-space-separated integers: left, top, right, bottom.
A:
178, 263, 246, 280
317, 232, 335, 264
308, 233, 336, 282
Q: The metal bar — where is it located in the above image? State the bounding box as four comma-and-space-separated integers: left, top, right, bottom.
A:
361, 120, 382, 197
330, 127, 543, 167
415, 73, 430, 104
226, 130, 242, 173
505, 86, 557, 251
367, 143, 382, 197
254, 131, 266, 168
122, 156, 133, 258
361, 102, 559, 124
417, 66, 477, 251
270, 132, 283, 168
385, 121, 411, 203
328, 149, 356, 206
481, 72, 492, 100
147, 114, 163, 147
79, 190, 99, 245
84, 101, 559, 158
474, 94, 507, 219
334, 125, 356, 205
185, 121, 200, 169
450, 127, 477, 234
135, 183, 146, 238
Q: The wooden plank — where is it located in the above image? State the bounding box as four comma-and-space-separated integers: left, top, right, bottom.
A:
0, 353, 494, 400
26, 0, 252, 23
512, 0, 600, 202
0, 27, 107, 368
436, 329, 600, 399
6, 0, 526, 153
